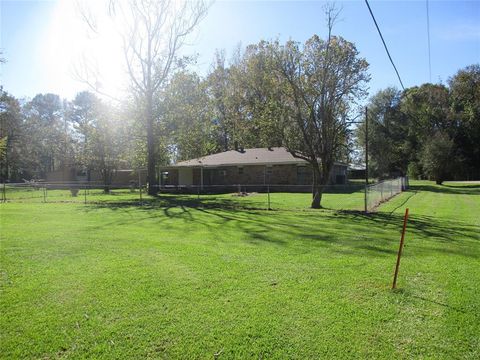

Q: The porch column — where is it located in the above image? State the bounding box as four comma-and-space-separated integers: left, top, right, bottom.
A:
200, 167, 204, 190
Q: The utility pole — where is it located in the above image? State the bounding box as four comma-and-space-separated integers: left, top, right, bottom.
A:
365, 106, 369, 186
364, 107, 369, 213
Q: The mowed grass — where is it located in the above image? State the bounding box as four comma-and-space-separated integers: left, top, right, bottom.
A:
0, 181, 478, 359
3, 185, 366, 211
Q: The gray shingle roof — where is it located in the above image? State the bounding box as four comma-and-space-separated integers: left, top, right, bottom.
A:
171, 147, 307, 167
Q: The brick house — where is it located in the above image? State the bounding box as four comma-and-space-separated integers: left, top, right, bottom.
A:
160, 147, 348, 190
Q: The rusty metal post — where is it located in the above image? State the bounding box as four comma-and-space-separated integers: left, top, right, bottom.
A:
392, 208, 409, 289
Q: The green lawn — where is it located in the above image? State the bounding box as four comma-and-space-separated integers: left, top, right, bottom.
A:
0, 181, 479, 359
2, 184, 367, 211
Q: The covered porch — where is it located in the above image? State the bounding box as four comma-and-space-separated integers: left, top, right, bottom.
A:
159, 166, 211, 189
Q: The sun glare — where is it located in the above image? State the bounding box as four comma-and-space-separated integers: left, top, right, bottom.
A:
43, 0, 129, 100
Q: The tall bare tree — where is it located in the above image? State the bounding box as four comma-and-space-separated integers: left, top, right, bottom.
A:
77, 0, 209, 194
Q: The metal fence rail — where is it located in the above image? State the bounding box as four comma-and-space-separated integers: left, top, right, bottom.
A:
1, 178, 408, 212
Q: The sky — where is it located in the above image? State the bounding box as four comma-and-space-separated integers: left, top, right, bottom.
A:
1, 0, 479, 101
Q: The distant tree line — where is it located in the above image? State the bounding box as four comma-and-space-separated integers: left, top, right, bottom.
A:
1, 7, 372, 209
356, 64, 480, 184
1, 40, 478, 205
0, 91, 126, 184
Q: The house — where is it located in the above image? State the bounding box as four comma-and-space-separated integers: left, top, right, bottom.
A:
160, 147, 348, 191
348, 164, 366, 180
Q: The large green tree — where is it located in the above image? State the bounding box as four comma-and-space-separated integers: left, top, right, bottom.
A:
21, 94, 70, 178
271, 29, 370, 208
448, 64, 480, 180
0, 88, 23, 181
206, 50, 247, 151
69, 91, 101, 171
420, 131, 454, 184
163, 71, 217, 161
400, 84, 457, 180
357, 88, 408, 178
69, 91, 126, 191
235, 42, 287, 148
355, 65, 479, 182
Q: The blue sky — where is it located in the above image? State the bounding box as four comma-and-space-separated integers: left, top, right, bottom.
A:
1, 0, 479, 100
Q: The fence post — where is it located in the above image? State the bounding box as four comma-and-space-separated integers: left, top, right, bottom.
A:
364, 183, 368, 213
267, 185, 271, 210
197, 185, 200, 200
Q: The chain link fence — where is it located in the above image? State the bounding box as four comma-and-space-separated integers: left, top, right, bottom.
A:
1, 178, 408, 212
365, 177, 409, 212
0, 182, 146, 204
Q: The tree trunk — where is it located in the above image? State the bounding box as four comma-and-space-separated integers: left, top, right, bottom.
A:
311, 185, 323, 209
3, 146, 9, 182
146, 92, 158, 196
435, 171, 446, 185
311, 166, 323, 209
102, 168, 110, 193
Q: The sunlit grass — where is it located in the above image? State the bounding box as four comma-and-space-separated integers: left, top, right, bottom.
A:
0, 181, 478, 358
3, 185, 366, 211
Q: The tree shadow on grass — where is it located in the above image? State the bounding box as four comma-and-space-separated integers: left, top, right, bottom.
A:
389, 288, 472, 315
83, 194, 479, 260
409, 183, 480, 195
88, 194, 269, 212
336, 210, 479, 259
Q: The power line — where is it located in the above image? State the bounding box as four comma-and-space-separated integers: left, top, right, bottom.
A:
426, 0, 432, 82
364, 0, 405, 91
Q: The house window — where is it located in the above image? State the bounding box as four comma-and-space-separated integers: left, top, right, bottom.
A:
219, 169, 227, 177
161, 171, 169, 185
297, 166, 309, 185
266, 166, 273, 176
76, 169, 87, 177
238, 167, 244, 175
